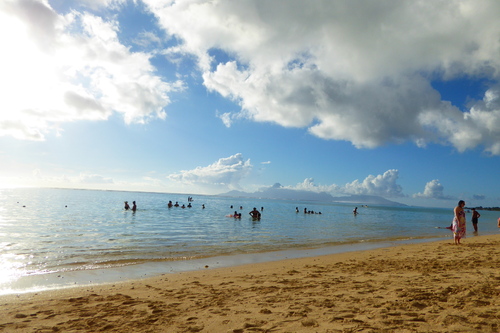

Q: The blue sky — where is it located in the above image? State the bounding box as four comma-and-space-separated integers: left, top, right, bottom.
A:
1, 0, 499, 208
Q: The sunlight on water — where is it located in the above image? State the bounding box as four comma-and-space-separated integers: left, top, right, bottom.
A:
0, 252, 26, 285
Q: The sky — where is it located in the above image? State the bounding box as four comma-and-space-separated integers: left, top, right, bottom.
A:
0, 0, 499, 208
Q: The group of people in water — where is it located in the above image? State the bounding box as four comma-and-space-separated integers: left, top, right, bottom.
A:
167, 201, 201, 209
124, 201, 137, 212
227, 206, 262, 220
124, 199, 500, 236
296, 207, 323, 214
125, 198, 207, 211
124, 199, 354, 219
123, 197, 351, 219
164, 200, 264, 219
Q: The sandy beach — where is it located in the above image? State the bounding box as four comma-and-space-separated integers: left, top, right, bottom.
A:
1, 234, 499, 332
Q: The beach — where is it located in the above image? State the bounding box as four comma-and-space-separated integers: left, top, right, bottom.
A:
1, 234, 499, 332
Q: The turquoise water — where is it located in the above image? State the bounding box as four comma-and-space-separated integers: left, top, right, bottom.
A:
1, 188, 499, 294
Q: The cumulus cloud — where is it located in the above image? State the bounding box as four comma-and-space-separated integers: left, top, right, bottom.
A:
341, 169, 404, 197
0, 0, 183, 141
418, 85, 500, 154
279, 171, 404, 198
290, 178, 338, 193
6, 0, 500, 155
145, 0, 500, 153
413, 179, 454, 200
168, 153, 252, 190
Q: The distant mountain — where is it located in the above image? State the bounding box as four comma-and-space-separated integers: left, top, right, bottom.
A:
218, 188, 406, 206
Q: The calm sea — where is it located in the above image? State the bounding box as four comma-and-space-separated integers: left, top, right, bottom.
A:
1, 188, 499, 295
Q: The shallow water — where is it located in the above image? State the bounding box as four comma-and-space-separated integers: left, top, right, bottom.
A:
1, 188, 499, 294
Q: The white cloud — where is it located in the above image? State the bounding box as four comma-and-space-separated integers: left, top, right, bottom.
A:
145, 0, 500, 153
282, 171, 404, 198
216, 111, 233, 128
133, 31, 162, 48
418, 85, 500, 154
290, 178, 338, 193
342, 169, 404, 197
0, 0, 183, 141
168, 153, 253, 190
413, 179, 454, 200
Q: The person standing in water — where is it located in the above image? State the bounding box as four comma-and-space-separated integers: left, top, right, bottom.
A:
124, 201, 130, 210
249, 207, 261, 220
132, 201, 137, 212
471, 208, 480, 232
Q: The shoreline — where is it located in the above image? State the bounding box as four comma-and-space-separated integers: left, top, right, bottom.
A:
0, 235, 452, 296
2, 234, 500, 332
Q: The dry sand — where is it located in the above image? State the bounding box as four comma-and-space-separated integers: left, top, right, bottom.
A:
1, 234, 500, 332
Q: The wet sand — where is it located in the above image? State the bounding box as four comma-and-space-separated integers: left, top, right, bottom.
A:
1, 234, 499, 332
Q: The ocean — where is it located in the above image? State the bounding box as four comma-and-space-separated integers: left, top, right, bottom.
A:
1, 187, 499, 295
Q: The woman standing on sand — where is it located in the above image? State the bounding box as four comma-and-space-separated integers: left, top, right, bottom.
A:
452, 200, 466, 244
